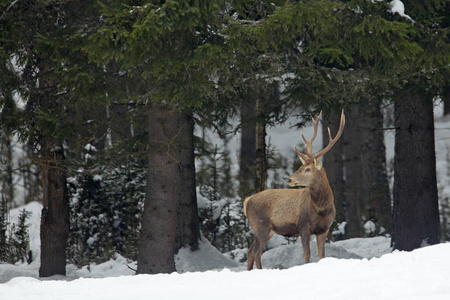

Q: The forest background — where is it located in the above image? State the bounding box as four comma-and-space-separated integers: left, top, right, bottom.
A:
0, 0, 449, 276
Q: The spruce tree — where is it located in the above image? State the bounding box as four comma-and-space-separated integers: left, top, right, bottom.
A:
1, 0, 112, 276
390, 0, 448, 251
11, 209, 32, 264
87, 0, 231, 273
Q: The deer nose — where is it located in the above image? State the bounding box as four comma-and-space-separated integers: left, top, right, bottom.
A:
286, 178, 292, 184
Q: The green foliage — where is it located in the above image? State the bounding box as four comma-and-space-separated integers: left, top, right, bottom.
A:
198, 191, 249, 253
225, 1, 341, 55
0, 207, 32, 264
402, 0, 449, 24
352, 15, 423, 69
11, 209, 32, 264
86, 0, 226, 109
67, 144, 145, 267
414, 27, 450, 87
196, 129, 252, 252
0, 0, 114, 151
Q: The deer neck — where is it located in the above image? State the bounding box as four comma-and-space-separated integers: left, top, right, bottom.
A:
308, 168, 333, 208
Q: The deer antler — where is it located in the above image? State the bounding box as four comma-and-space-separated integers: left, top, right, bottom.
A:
295, 110, 345, 161
312, 110, 345, 159
302, 111, 322, 157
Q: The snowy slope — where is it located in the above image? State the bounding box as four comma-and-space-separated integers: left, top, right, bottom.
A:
2, 201, 450, 300
1, 243, 450, 300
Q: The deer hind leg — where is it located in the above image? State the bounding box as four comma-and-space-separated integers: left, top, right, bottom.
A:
247, 224, 274, 270
254, 229, 274, 269
247, 240, 258, 270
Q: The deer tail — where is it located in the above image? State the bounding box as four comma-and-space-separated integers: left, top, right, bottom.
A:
243, 196, 251, 217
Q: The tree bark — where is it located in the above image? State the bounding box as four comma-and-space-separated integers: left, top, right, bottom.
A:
239, 98, 256, 196
0, 132, 14, 206
138, 106, 180, 274
22, 146, 42, 205
443, 86, 450, 116
334, 102, 391, 239
342, 105, 365, 237
137, 107, 200, 274
38, 58, 70, 277
360, 101, 391, 235
255, 98, 267, 193
392, 91, 440, 251
39, 142, 69, 277
174, 111, 200, 252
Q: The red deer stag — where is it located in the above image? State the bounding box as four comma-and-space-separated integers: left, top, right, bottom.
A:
244, 110, 345, 270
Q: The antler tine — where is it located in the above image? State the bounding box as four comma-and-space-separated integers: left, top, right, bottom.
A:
295, 145, 309, 162
300, 111, 322, 157
311, 109, 345, 159
300, 130, 310, 155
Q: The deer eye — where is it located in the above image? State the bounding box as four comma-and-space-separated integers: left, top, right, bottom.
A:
305, 168, 311, 172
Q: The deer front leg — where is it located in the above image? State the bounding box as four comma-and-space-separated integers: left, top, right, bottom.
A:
300, 231, 311, 263
316, 230, 329, 260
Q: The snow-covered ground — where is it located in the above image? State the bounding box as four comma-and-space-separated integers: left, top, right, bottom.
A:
1, 242, 449, 300
1, 200, 450, 299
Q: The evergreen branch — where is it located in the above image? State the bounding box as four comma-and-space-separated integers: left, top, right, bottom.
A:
0, 0, 19, 22
236, 19, 265, 26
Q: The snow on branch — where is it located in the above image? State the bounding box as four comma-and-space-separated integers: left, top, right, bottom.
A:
389, 0, 413, 22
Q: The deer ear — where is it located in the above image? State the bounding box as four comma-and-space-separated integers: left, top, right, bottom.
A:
314, 159, 322, 170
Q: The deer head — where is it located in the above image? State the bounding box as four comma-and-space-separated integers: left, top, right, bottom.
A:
287, 110, 345, 187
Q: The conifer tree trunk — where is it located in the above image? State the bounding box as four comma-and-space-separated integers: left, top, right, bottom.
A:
240, 98, 256, 196
255, 98, 267, 193
360, 100, 391, 235
137, 107, 200, 274
22, 146, 42, 204
138, 106, 180, 274
335, 102, 391, 238
443, 87, 450, 116
38, 60, 70, 277
39, 139, 69, 277
175, 111, 200, 252
343, 105, 365, 237
0, 131, 14, 206
0, 131, 13, 261
0, 193, 7, 262
107, 62, 132, 144
392, 92, 440, 251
